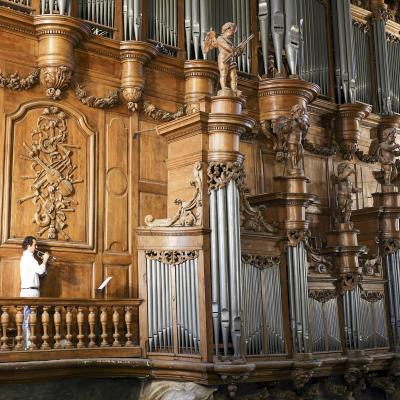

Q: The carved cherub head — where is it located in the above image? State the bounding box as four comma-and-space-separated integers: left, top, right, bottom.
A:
221, 22, 237, 38
337, 162, 355, 180
290, 103, 309, 129
382, 127, 397, 144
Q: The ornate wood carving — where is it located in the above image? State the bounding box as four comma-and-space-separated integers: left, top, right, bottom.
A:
75, 85, 120, 108
207, 161, 245, 192
40, 66, 73, 100
361, 291, 384, 302
123, 87, 143, 111
145, 162, 202, 227
16, 107, 82, 240
308, 289, 338, 303
241, 254, 280, 269
360, 255, 382, 276
287, 230, 306, 247
142, 101, 198, 122
380, 238, 400, 255
304, 233, 334, 273
303, 138, 338, 157
0, 68, 40, 90
338, 273, 362, 294
145, 250, 199, 265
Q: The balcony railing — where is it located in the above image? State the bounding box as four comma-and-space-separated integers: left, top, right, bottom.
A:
0, 298, 141, 361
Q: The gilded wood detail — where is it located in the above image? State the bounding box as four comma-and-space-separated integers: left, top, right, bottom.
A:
16, 107, 82, 240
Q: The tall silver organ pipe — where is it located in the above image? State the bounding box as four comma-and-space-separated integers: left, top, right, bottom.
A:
331, 0, 356, 103
148, 0, 178, 47
40, 0, 71, 15
146, 257, 200, 354
258, 0, 269, 75
386, 252, 400, 350
343, 287, 360, 350
353, 23, 372, 105
210, 180, 243, 358
286, 242, 310, 353
78, 0, 116, 38
388, 39, 400, 114
298, 0, 329, 96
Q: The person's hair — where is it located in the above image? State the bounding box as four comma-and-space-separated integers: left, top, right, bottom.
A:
221, 22, 236, 34
22, 236, 36, 250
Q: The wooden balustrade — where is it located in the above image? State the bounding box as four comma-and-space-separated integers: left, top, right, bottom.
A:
0, 298, 141, 361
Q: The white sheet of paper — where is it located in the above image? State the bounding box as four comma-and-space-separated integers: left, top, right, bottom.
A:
97, 276, 112, 290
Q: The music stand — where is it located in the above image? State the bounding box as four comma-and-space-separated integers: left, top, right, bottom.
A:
95, 277, 112, 299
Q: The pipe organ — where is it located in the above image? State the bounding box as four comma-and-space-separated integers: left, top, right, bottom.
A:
3, 0, 400, 398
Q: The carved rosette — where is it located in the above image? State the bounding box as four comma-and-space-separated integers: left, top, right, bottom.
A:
40, 66, 73, 100
145, 162, 203, 227
207, 161, 245, 192
361, 291, 384, 302
145, 250, 199, 265
308, 289, 338, 303
75, 85, 120, 108
241, 254, 280, 269
0, 68, 40, 91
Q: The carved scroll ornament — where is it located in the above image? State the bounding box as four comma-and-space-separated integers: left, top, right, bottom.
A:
241, 254, 280, 269
17, 107, 82, 240
304, 232, 334, 273
145, 162, 202, 227
145, 250, 199, 265
75, 85, 120, 109
0, 68, 40, 90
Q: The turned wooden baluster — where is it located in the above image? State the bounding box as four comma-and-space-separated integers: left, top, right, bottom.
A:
29, 306, 37, 350
65, 306, 74, 349
15, 306, 24, 350
100, 306, 109, 347
112, 307, 121, 347
77, 306, 85, 348
88, 306, 97, 347
41, 306, 50, 350
1, 306, 10, 351
125, 306, 133, 347
53, 306, 61, 349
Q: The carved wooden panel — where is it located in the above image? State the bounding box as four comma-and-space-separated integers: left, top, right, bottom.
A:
139, 193, 167, 226
104, 115, 130, 253
0, 258, 20, 297
355, 163, 378, 209
260, 150, 284, 193
240, 141, 258, 195
41, 262, 94, 298
304, 154, 329, 207
3, 102, 95, 249
104, 264, 131, 298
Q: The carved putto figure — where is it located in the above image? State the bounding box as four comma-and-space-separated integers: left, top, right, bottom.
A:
333, 162, 361, 226
268, 103, 310, 176
204, 22, 253, 95
371, 127, 400, 187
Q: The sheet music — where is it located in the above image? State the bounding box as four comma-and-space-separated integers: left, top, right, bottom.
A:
97, 276, 112, 291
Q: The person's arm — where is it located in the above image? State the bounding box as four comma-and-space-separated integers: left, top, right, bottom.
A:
32, 253, 49, 275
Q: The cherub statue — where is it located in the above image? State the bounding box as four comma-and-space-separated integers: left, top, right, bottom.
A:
267, 103, 309, 176
204, 22, 253, 96
370, 127, 400, 187
334, 162, 361, 226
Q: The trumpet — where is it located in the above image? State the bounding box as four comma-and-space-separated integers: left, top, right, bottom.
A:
35, 249, 56, 262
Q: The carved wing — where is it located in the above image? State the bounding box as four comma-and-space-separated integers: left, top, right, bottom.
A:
203, 31, 217, 53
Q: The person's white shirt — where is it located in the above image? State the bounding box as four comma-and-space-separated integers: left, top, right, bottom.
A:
20, 250, 46, 291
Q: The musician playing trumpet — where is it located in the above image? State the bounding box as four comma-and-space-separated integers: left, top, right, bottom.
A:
20, 236, 50, 349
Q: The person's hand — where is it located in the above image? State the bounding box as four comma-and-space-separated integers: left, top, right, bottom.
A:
43, 252, 50, 263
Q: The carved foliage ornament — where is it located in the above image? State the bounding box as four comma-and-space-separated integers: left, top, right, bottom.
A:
75, 85, 120, 109
145, 250, 199, 265
361, 291, 384, 302
308, 289, 337, 303
360, 255, 382, 276
142, 101, 199, 122
17, 107, 82, 240
207, 161, 245, 193
241, 254, 280, 269
123, 86, 143, 112
380, 238, 400, 255
0, 68, 40, 90
338, 273, 362, 294
145, 162, 202, 227
40, 66, 73, 100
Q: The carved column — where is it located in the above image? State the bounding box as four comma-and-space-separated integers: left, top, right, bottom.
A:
184, 61, 219, 112
34, 16, 90, 99
120, 42, 158, 111
335, 103, 372, 160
